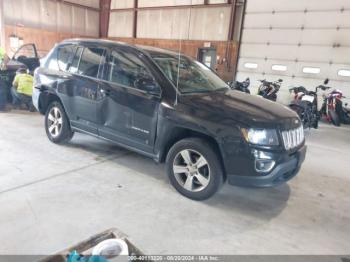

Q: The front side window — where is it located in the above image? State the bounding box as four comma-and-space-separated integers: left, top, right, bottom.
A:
150, 53, 228, 94
105, 50, 155, 90
77, 47, 105, 78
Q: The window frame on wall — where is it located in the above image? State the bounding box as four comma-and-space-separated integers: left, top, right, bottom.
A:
244, 62, 258, 69
302, 67, 321, 75
272, 64, 287, 72
338, 69, 350, 77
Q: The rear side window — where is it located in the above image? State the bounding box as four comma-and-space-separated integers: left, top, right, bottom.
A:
77, 47, 105, 78
46, 48, 59, 71
57, 45, 76, 72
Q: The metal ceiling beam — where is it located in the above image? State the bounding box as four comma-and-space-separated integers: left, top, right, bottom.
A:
100, 0, 111, 38
228, 0, 237, 41
110, 3, 231, 12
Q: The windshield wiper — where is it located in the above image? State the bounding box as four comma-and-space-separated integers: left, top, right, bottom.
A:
181, 90, 212, 94
182, 87, 229, 94
211, 87, 229, 92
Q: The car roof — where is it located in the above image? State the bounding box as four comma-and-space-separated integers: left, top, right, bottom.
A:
61, 38, 181, 57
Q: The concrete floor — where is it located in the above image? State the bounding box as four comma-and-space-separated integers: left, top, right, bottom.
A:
0, 110, 349, 255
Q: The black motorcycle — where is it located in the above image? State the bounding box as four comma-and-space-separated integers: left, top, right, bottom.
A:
257, 79, 283, 101
288, 79, 330, 129
229, 78, 251, 94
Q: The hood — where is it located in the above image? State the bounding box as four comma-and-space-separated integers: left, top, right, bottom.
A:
180, 90, 300, 129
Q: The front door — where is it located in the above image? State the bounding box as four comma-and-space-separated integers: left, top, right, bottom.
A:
98, 48, 160, 154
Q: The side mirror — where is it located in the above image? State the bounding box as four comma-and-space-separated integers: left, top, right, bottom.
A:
324, 78, 329, 85
278, 79, 283, 83
134, 76, 160, 95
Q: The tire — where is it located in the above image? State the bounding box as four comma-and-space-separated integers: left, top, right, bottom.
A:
166, 138, 224, 201
328, 110, 340, 127
45, 101, 74, 144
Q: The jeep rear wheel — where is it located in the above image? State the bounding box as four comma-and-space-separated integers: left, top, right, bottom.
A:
166, 138, 224, 200
45, 101, 74, 144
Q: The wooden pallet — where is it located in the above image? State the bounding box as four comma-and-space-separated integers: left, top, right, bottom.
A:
40, 228, 147, 262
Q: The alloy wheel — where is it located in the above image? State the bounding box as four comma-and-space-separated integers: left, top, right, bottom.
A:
47, 106, 63, 138
173, 149, 211, 192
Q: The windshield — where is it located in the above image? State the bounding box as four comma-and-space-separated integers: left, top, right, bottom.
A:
151, 53, 229, 94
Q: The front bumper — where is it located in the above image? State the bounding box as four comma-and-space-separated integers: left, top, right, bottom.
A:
227, 145, 307, 187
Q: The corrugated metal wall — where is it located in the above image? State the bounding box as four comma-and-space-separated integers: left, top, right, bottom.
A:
3, 0, 100, 37
236, 0, 350, 104
108, 0, 231, 41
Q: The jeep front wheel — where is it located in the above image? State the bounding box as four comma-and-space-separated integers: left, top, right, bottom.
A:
166, 138, 224, 201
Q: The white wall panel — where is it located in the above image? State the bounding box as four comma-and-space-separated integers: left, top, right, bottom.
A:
109, 2, 230, 40
136, 7, 230, 40
57, 2, 73, 33
22, 0, 41, 28
108, 11, 134, 38
136, 9, 191, 39
111, 0, 134, 9
72, 6, 86, 35
86, 9, 100, 37
41, 0, 58, 31
189, 7, 230, 40
4, 0, 99, 37
237, 0, 350, 105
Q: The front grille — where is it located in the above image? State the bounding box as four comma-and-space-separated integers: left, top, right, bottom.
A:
281, 125, 304, 150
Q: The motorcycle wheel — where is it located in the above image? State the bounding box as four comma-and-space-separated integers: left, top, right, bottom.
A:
341, 112, 350, 124
328, 110, 341, 126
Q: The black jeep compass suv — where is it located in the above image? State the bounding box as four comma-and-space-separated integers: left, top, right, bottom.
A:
33, 39, 306, 200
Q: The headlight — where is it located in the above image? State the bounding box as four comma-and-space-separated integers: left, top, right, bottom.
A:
241, 128, 279, 146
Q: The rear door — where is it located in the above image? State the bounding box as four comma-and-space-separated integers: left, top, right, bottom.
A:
56, 44, 106, 134
97, 48, 161, 154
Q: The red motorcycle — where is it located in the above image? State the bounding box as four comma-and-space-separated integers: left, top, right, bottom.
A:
320, 87, 350, 126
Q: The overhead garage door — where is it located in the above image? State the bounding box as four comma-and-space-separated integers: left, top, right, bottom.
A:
236, 0, 350, 105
